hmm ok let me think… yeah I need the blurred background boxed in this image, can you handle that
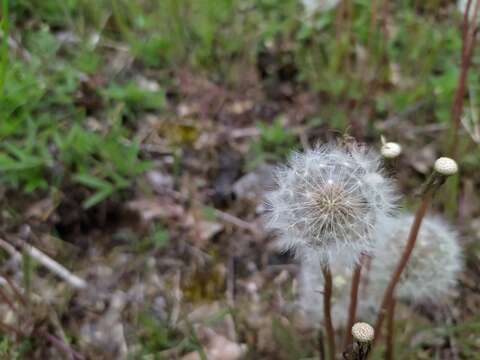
[1,0,480,358]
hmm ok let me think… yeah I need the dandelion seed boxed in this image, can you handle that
[266,144,397,266]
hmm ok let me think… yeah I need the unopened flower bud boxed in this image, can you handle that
[434,157,458,176]
[352,322,374,343]
[381,142,402,159]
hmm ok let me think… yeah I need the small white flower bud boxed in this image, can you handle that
[351,322,374,343]
[434,157,458,176]
[381,142,402,159]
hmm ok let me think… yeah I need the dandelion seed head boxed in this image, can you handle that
[371,214,463,302]
[266,144,397,266]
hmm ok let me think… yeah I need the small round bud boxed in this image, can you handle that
[381,142,402,159]
[434,157,458,176]
[351,322,374,343]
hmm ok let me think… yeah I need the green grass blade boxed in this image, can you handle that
[0,0,8,96]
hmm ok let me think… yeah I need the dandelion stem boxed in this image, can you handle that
[343,259,363,348]
[322,265,336,360]
[386,298,396,360]
[318,329,326,360]
[372,192,431,346]
[372,159,457,350]
[449,0,480,157]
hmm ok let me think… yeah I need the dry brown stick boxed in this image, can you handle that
[322,265,336,360]
[3,276,27,306]
[385,298,396,360]
[0,287,17,313]
[39,330,85,360]
[0,238,87,289]
[343,260,364,348]
[372,193,431,346]
[213,209,261,237]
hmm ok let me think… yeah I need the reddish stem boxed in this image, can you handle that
[450,0,480,157]
[385,298,396,360]
[41,330,85,360]
[318,329,326,360]
[343,260,363,348]
[372,193,431,346]
[322,265,336,360]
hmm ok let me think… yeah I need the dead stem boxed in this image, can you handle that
[322,265,336,360]
[0,321,24,337]
[0,287,17,313]
[40,330,85,360]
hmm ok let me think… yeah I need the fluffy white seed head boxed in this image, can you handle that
[370,214,463,302]
[434,157,458,176]
[381,142,402,159]
[266,144,397,266]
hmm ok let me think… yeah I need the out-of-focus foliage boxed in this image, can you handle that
[2,0,479,202]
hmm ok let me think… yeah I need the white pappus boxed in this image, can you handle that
[265,144,398,267]
[369,213,463,303]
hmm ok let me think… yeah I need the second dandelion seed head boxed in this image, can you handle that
[370,213,463,302]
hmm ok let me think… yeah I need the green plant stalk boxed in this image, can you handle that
[111,0,134,45]
[445,173,459,220]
